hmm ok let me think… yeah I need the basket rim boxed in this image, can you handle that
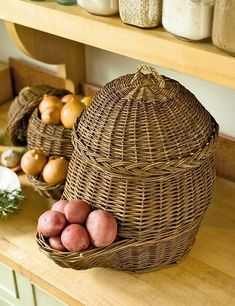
[28,174,65,190]
[28,108,72,142]
[71,119,218,180]
[36,217,202,259]
[7,85,70,145]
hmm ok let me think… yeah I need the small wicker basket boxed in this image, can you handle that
[28,174,65,200]
[27,108,73,160]
[7,86,70,146]
[37,65,218,272]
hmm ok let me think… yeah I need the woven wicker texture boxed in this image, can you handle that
[64,65,218,238]
[27,108,73,160]
[7,85,70,146]
[28,175,64,200]
[37,218,201,272]
[38,65,218,272]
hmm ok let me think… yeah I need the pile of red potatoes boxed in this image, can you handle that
[37,199,117,252]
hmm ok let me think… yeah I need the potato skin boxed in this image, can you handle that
[86,210,117,247]
[61,224,90,252]
[38,210,67,237]
[64,200,91,224]
[51,200,68,213]
[48,236,67,251]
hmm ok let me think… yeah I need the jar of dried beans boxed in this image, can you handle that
[212,0,235,56]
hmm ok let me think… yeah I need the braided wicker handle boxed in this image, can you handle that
[132,65,165,88]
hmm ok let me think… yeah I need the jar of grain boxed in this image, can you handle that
[162,0,214,41]
[119,0,162,28]
[212,0,235,56]
[77,0,119,16]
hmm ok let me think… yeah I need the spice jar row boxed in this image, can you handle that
[30,0,235,56]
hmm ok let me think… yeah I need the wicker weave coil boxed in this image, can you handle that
[28,175,64,200]
[37,217,201,272]
[27,108,73,160]
[7,86,70,146]
[37,65,218,272]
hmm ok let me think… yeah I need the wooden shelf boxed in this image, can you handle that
[0,0,235,89]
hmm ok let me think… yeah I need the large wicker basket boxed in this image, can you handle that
[7,86,70,146]
[37,65,218,272]
[27,108,73,160]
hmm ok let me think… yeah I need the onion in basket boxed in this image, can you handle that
[39,95,63,113]
[21,149,47,176]
[42,157,69,185]
[41,106,61,125]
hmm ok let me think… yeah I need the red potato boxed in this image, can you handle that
[64,200,91,224]
[51,200,68,213]
[61,224,90,252]
[37,210,67,237]
[86,210,117,248]
[48,236,67,251]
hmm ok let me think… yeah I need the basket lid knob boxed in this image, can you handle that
[131,65,165,89]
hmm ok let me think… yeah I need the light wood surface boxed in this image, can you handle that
[0,0,235,89]
[0,62,13,104]
[9,58,72,94]
[0,103,235,305]
[5,21,86,92]
[216,134,235,182]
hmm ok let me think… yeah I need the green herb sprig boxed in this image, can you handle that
[0,190,25,218]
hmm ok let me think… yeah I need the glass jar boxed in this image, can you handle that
[212,0,235,56]
[77,0,119,16]
[119,0,162,28]
[162,0,214,41]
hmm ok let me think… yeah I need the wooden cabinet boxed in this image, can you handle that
[0,262,67,306]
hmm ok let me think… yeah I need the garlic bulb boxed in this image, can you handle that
[1,149,22,168]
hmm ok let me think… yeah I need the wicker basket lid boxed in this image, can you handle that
[74,65,217,165]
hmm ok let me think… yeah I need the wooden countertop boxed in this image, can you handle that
[0,176,235,306]
[0,103,235,305]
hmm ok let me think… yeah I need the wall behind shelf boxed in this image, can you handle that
[0,20,56,74]
[0,19,235,137]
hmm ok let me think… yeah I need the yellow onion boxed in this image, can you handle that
[60,98,85,129]
[81,96,93,107]
[41,106,61,125]
[42,157,69,184]
[39,95,63,114]
[21,149,47,176]
[61,94,82,104]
